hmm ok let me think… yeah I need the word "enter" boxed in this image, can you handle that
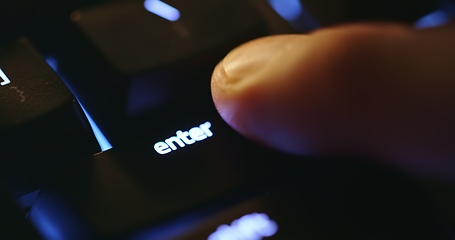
[154,122,213,154]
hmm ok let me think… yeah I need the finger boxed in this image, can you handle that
[211,23,455,181]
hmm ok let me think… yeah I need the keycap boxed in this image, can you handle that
[0,38,99,196]
[71,0,268,75]
[30,149,453,239]
[35,0,296,146]
[27,106,302,238]
[130,185,451,239]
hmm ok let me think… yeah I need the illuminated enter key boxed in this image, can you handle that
[27,114,299,239]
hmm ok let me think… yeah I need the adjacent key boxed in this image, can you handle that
[71,0,268,75]
[0,38,99,196]
[129,185,451,239]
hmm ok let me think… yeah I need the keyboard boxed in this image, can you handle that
[1,0,455,239]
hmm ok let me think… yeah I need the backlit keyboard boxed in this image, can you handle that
[1,0,455,239]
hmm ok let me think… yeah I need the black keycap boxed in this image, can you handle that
[37,0,295,147]
[0,38,99,196]
[71,0,267,75]
[129,185,451,240]
[27,106,303,239]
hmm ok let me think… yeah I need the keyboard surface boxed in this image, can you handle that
[1,0,455,239]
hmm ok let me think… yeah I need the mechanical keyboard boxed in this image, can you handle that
[1,0,455,239]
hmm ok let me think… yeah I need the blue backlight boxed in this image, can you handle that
[208,213,278,240]
[415,10,450,29]
[80,105,113,151]
[268,0,303,21]
[144,0,181,22]
[46,57,113,152]
[29,206,64,240]
[46,57,58,72]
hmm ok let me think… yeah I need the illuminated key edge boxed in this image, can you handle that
[415,9,451,29]
[45,57,113,152]
[267,0,303,22]
[144,0,181,22]
[80,104,113,151]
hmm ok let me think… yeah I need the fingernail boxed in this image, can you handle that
[220,35,305,84]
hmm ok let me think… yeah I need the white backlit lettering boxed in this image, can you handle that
[154,121,213,154]
[0,68,11,86]
[208,213,278,240]
[189,127,207,141]
[154,142,171,154]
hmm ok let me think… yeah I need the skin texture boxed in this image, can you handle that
[211,23,455,182]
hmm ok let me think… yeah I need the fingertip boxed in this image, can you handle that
[211,23,455,181]
[210,27,401,155]
[211,34,308,142]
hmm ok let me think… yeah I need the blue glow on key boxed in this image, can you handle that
[46,58,58,72]
[415,10,450,29]
[45,57,113,151]
[268,0,303,21]
[208,213,278,240]
[30,207,63,240]
[16,190,40,209]
[80,104,113,151]
[144,0,180,21]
